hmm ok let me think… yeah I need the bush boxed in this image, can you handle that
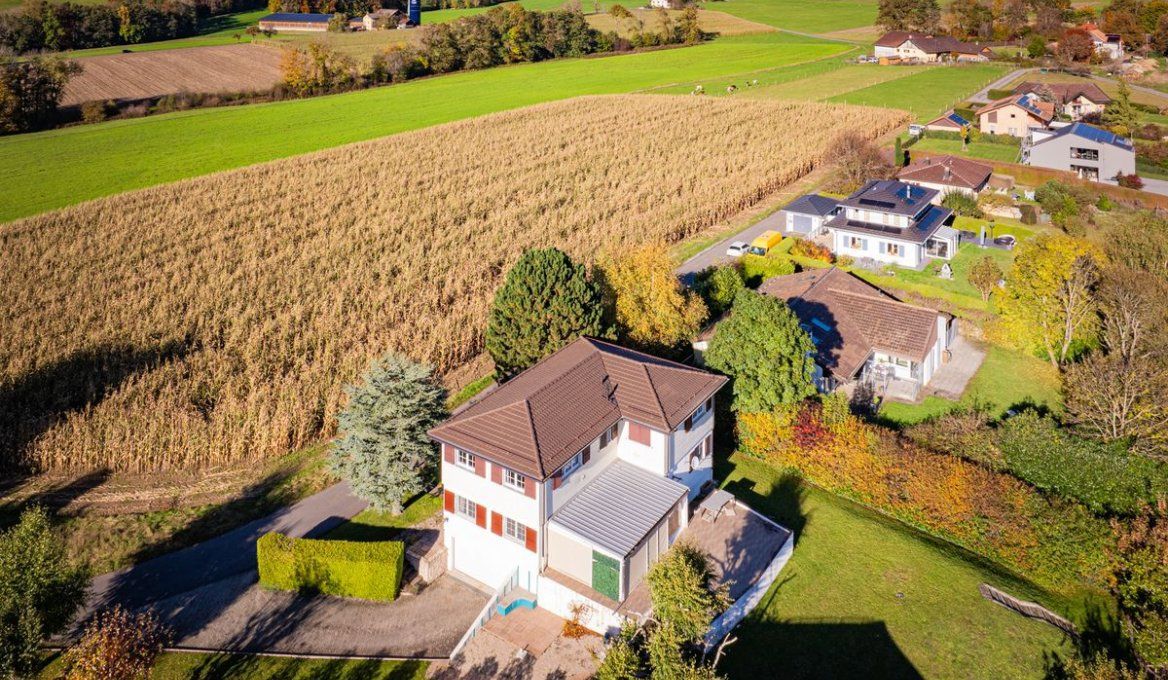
[1116,172,1144,190]
[61,606,171,680]
[987,88,1014,100]
[941,191,983,217]
[996,412,1168,516]
[256,532,405,601]
[1019,203,1039,224]
[740,252,795,286]
[740,404,1114,591]
[906,405,1003,469]
[789,237,832,262]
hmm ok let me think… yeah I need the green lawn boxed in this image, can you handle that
[48,9,270,58]
[826,64,1009,121]
[324,493,442,542]
[879,344,1064,426]
[0,32,848,222]
[711,0,879,33]
[745,63,932,101]
[857,239,1016,312]
[39,652,428,679]
[911,136,1022,163]
[719,454,1083,680]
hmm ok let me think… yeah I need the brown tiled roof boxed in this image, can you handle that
[428,338,726,479]
[1012,81,1111,106]
[978,94,1055,123]
[757,268,942,379]
[897,155,993,190]
[875,31,991,55]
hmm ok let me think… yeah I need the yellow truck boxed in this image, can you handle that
[748,230,783,256]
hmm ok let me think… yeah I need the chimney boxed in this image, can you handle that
[943,165,952,181]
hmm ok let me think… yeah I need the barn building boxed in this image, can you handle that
[257,12,332,32]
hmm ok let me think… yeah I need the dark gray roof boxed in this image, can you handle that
[1034,122,1133,151]
[782,193,839,217]
[549,460,687,558]
[837,180,936,217]
[825,204,953,244]
[259,12,332,22]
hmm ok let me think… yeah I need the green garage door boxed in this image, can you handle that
[592,551,620,601]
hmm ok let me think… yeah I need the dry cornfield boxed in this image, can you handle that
[0,94,907,473]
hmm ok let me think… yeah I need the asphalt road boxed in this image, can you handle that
[676,208,788,281]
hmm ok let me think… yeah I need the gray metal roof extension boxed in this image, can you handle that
[783,193,839,217]
[549,460,687,558]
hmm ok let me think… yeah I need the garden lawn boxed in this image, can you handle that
[711,0,879,33]
[719,454,1082,680]
[879,345,1064,426]
[325,493,442,542]
[911,136,1021,163]
[857,240,1016,312]
[826,64,1009,120]
[0,32,849,222]
[38,652,428,679]
[51,9,270,58]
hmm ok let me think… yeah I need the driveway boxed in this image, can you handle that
[1138,177,1168,197]
[676,209,787,282]
[70,482,488,659]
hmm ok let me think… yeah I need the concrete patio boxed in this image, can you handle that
[923,335,986,401]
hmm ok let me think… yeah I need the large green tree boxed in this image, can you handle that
[330,353,447,513]
[486,247,605,379]
[0,507,88,678]
[0,55,79,134]
[876,0,941,31]
[600,243,708,358]
[705,289,816,412]
[1102,78,1140,136]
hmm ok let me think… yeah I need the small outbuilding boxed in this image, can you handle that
[778,194,839,235]
[923,110,971,133]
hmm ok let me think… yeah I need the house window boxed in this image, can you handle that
[849,236,865,250]
[502,468,525,492]
[561,451,584,478]
[1070,147,1099,161]
[504,517,526,543]
[895,357,911,368]
[600,422,619,449]
[886,243,901,257]
[455,495,477,521]
[456,450,476,471]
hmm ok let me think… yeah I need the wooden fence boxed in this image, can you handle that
[979,583,1078,636]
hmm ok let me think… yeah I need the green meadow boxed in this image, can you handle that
[0,32,848,221]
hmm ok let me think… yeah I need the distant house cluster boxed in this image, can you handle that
[257,7,411,33]
[872,31,992,64]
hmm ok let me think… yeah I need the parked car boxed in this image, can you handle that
[994,235,1017,249]
[726,241,749,257]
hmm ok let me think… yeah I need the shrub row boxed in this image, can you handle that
[911,410,1168,516]
[256,532,404,601]
[740,400,1114,592]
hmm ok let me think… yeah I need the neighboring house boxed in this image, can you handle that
[1023,121,1136,184]
[360,7,401,29]
[896,154,993,201]
[1082,23,1125,60]
[1012,81,1111,120]
[429,337,726,632]
[923,110,971,133]
[977,94,1055,137]
[822,179,958,267]
[873,31,992,62]
[649,0,671,7]
[694,268,955,399]
[779,194,839,235]
[256,12,331,32]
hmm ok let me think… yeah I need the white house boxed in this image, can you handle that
[822,179,958,267]
[977,94,1055,137]
[873,31,992,62]
[1082,23,1125,60]
[429,337,726,633]
[778,193,839,235]
[896,154,993,202]
[1012,82,1111,121]
[1023,122,1136,184]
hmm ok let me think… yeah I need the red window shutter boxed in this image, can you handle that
[444,490,455,513]
[552,471,562,490]
[491,511,503,536]
[525,526,537,553]
[491,463,502,485]
[629,422,651,446]
[443,444,455,464]
[474,456,485,477]
[582,447,591,465]
[475,503,487,529]
[524,476,536,498]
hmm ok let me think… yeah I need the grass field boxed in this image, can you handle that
[911,135,1022,163]
[827,64,1009,120]
[719,455,1082,680]
[745,64,931,100]
[712,0,879,34]
[879,345,1064,426]
[38,652,428,679]
[49,9,270,58]
[0,32,849,222]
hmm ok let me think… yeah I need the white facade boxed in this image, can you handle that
[440,398,717,633]
[831,230,927,268]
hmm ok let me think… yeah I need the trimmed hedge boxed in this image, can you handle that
[256,532,405,601]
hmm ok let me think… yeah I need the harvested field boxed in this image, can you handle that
[0,94,906,473]
[62,43,282,106]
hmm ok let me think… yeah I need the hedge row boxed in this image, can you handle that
[256,532,405,601]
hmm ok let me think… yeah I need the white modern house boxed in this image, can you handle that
[821,180,958,267]
[429,337,727,633]
[1023,122,1136,184]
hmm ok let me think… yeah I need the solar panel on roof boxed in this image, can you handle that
[858,198,896,209]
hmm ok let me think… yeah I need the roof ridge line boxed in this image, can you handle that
[832,287,939,314]
[523,398,544,476]
[640,362,669,425]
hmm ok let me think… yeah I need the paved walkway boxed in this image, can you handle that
[924,336,986,401]
[70,482,488,658]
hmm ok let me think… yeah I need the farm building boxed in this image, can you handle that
[357,8,403,29]
[873,31,992,63]
[257,12,332,32]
